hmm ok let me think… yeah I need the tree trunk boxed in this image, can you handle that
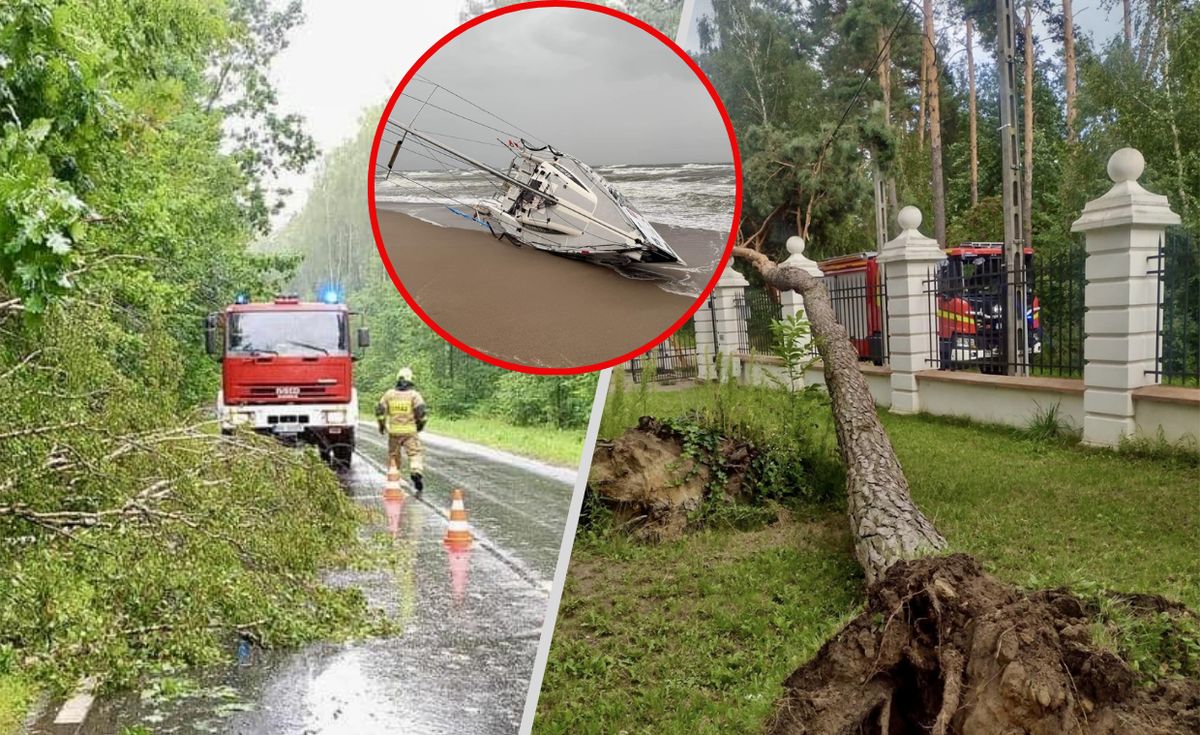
[918,23,928,149]
[925,0,946,246]
[1063,0,1077,143]
[878,28,892,125]
[966,18,979,207]
[877,27,897,238]
[1022,1,1034,250]
[1162,0,1189,214]
[1124,0,1133,47]
[732,248,947,583]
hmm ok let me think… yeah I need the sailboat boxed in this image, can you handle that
[377,85,684,266]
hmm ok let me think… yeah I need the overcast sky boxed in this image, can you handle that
[270,0,1126,225]
[378,5,733,174]
[270,1,460,221]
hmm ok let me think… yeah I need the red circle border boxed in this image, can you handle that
[366,0,743,375]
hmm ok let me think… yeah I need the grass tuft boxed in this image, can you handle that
[430,416,586,467]
[0,674,33,735]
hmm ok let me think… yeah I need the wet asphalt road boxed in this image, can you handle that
[49,430,575,735]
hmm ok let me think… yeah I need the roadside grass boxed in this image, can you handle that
[535,383,1200,734]
[0,675,33,735]
[430,416,585,468]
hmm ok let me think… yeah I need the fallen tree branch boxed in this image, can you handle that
[0,421,88,442]
[0,349,42,381]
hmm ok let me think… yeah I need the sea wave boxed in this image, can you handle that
[374,162,735,233]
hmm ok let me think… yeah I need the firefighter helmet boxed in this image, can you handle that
[396,367,414,383]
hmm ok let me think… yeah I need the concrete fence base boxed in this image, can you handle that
[736,354,1198,446]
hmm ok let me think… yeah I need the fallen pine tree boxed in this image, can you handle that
[716,245,1200,734]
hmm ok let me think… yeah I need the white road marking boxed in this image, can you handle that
[53,677,97,725]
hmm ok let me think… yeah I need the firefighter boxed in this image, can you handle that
[375,367,428,497]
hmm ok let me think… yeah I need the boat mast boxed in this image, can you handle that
[388,124,561,205]
[388,123,642,245]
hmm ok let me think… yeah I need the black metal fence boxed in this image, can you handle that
[628,315,703,384]
[824,272,889,365]
[924,245,1085,377]
[1030,242,1086,377]
[735,288,782,355]
[1150,227,1200,385]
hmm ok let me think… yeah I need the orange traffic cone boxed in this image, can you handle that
[442,488,473,548]
[446,544,471,606]
[383,493,405,538]
[382,459,404,501]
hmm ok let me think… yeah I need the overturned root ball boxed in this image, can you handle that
[768,554,1199,735]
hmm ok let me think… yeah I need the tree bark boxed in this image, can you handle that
[878,27,897,239]
[966,18,979,207]
[1124,0,1133,47]
[925,0,947,246]
[1022,1,1035,250]
[918,20,928,149]
[732,248,948,583]
[877,29,892,125]
[1062,0,1077,143]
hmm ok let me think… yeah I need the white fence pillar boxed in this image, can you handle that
[700,262,748,381]
[877,206,946,414]
[693,294,718,381]
[778,235,822,386]
[1073,148,1180,447]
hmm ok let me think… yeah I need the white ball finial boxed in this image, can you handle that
[897,205,922,232]
[785,235,806,256]
[1107,147,1145,183]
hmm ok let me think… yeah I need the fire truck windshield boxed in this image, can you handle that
[227,312,347,356]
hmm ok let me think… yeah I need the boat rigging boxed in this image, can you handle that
[376,78,683,266]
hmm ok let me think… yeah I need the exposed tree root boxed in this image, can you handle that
[587,417,757,540]
[767,555,1200,735]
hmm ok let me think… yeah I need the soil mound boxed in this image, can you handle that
[588,417,755,540]
[768,554,1199,735]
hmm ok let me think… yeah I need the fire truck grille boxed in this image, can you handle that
[246,385,328,397]
[267,415,309,425]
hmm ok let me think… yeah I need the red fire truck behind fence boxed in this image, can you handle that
[818,244,1041,370]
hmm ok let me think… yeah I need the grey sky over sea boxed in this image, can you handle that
[378,6,733,170]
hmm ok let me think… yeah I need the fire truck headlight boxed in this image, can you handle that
[324,409,347,424]
[231,412,252,426]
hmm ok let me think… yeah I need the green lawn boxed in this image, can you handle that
[535,384,1200,734]
[0,675,32,735]
[431,416,585,468]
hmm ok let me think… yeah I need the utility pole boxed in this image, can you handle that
[995,0,1028,376]
[873,159,888,250]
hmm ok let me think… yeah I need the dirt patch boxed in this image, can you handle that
[768,554,1200,735]
[588,417,757,540]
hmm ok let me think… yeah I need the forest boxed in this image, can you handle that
[699,0,1198,261]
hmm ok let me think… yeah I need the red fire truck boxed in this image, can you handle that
[204,292,370,469]
[819,244,1041,371]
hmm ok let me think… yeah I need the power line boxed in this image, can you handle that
[817,0,918,163]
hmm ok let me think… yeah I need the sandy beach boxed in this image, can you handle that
[376,205,723,368]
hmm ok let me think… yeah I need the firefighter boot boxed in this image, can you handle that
[411,473,423,498]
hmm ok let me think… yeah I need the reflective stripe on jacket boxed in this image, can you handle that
[379,388,425,435]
